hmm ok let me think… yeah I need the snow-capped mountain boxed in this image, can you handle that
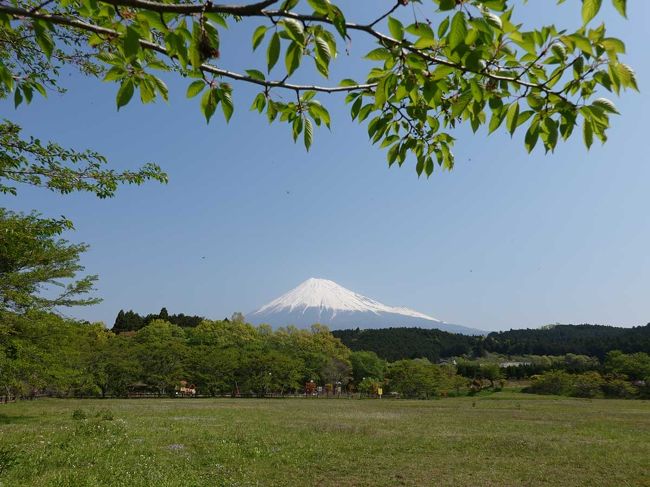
[247,278,485,335]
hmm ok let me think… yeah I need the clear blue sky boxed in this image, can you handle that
[4,1,649,331]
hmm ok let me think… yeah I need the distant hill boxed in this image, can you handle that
[483,323,650,359]
[332,327,476,362]
[333,323,650,361]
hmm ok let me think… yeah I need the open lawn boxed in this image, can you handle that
[0,392,649,487]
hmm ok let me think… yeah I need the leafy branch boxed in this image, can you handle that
[0,0,638,175]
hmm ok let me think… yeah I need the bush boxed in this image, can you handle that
[571,372,605,398]
[601,377,637,399]
[526,371,574,396]
[635,379,650,399]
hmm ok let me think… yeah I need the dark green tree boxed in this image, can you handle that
[159,307,169,321]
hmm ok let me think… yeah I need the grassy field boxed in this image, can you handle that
[1,392,649,487]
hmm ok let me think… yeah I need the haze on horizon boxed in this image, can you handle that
[4,2,649,332]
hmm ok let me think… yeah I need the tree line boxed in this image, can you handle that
[113,308,204,332]
[2,309,649,402]
[3,311,466,400]
[333,323,650,362]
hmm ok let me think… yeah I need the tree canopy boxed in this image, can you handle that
[0,0,636,176]
[0,209,100,312]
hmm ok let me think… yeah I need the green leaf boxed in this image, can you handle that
[506,101,520,136]
[616,63,638,91]
[438,0,456,11]
[186,80,206,99]
[280,0,299,11]
[309,102,331,128]
[123,26,140,59]
[339,78,359,87]
[201,88,218,123]
[583,119,594,149]
[582,0,602,25]
[139,79,155,103]
[406,23,434,39]
[220,89,234,122]
[116,80,134,110]
[365,48,392,61]
[314,36,331,77]
[245,69,266,81]
[252,26,267,51]
[103,66,125,82]
[307,0,329,15]
[448,12,468,52]
[327,5,347,38]
[267,32,281,73]
[14,87,23,108]
[611,0,627,18]
[601,37,625,55]
[190,23,203,69]
[551,43,566,61]
[33,22,54,59]
[285,42,302,76]
[387,17,403,41]
[303,117,313,150]
[525,122,540,153]
[592,97,619,114]
[282,18,305,45]
[484,12,502,31]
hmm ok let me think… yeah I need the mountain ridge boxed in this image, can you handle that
[247,278,485,335]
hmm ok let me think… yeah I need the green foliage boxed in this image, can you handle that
[388,358,445,398]
[571,371,605,398]
[113,307,203,332]
[0,209,99,312]
[2,310,648,401]
[604,350,650,381]
[485,324,650,359]
[526,370,575,395]
[0,0,636,176]
[333,327,475,362]
[525,363,646,399]
[336,324,650,363]
[0,121,167,198]
[1,312,355,398]
[350,351,386,383]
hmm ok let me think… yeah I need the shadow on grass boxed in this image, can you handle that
[0,414,34,425]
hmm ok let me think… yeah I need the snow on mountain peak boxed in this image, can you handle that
[252,278,439,321]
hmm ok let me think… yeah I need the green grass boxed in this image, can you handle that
[1,393,649,486]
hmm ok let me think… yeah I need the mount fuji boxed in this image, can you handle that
[247,278,485,335]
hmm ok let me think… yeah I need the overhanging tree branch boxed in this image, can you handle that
[97,0,279,16]
[72,0,572,101]
[0,4,375,94]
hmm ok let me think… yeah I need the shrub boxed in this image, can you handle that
[571,372,604,398]
[601,377,637,399]
[526,371,574,396]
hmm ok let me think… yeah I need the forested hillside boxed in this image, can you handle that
[332,327,476,362]
[484,324,650,359]
[333,324,650,361]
